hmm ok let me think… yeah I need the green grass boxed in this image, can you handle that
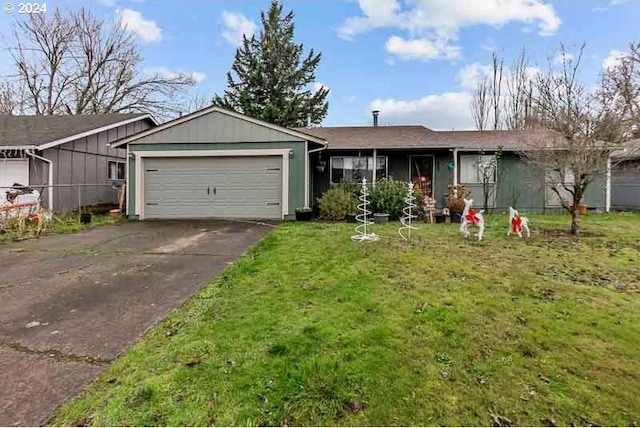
[52,213,640,426]
[0,213,124,244]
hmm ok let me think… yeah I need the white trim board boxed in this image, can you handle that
[111,106,328,148]
[133,149,291,220]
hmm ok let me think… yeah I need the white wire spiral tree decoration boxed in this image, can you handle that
[351,177,379,242]
[398,181,418,240]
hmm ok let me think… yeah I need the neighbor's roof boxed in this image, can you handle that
[0,113,155,150]
[612,138,640,160]
[295,126,555,151]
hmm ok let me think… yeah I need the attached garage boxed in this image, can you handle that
[111,107,327,220]
[0,158,29,188]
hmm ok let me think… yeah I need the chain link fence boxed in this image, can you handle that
[1,183,125,219]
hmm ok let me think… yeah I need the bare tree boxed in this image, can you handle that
[0,82,21,114]
[3,8,196,119]
[471,77,491,130]
[519,44,628,235]
[601,41,640,128]
[491,52,504,130]
[504,49,533,130]
[474,148,502,212]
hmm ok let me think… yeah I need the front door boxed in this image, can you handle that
[409,155,434,197]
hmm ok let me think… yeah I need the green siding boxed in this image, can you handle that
[127,141,306,218]
[459,152,606,213]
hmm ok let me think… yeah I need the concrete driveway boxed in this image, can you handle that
[0,220,273,426]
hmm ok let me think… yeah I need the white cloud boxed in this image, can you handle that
[385,36,460,61]
[602,49,627,70]
[144,67,206,83]
[341,0,561,38]
[221,11,256,46]
[369,92,474,130]
[458,62,492,90]
[341,0,561,60]
[116,8,162,43]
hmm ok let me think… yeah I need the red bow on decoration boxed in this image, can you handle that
[511,217,522,233]
[465,209,480,226]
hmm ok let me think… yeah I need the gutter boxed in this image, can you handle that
[26,150,54,211]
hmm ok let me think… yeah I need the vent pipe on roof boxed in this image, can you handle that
[372,110,379,127]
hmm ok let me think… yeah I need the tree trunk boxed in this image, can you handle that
[570,209,580,235]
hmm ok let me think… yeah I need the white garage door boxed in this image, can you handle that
[143,156,283,219]
[0,159,29,189]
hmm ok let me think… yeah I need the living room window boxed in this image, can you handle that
[459,154,497,184]
[330,156,387,184]
[108,160,126,180]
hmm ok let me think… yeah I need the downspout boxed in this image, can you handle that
[26,149,54,211]
[304,141,309,208]
[605,156,612,213]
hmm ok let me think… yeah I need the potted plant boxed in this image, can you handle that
[444,184,470,223]
[295,207,313,221]
[373,212,389,223]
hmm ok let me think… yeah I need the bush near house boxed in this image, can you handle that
[370,177,423,219]
[318,185,357,220]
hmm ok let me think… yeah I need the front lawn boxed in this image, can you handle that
[53,213,640,426]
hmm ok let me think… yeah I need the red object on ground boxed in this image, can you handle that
[511,217,522,233]
[465,209,480,226]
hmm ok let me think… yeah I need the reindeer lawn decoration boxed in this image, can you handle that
[460,198,485,241]
[507,207,530,238]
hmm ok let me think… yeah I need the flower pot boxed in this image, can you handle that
[80,213,92,224]
[295,208,313,221]
[346,213,357,223]
[450,211,463,224]
[578,203,587,215]
[373,213,389,224]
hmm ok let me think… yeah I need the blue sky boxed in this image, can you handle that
[0,0,639,129]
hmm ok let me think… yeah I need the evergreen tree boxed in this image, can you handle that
[213,0,329,127]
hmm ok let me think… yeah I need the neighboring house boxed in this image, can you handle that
[111,106,327,220]
[299,117,608,213]
[612,138,640,211]
[0,114,156,212]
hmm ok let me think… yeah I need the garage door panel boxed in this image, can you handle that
[143,156,283,219]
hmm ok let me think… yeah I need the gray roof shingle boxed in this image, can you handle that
[0,113,149,148]
[295,126,555,151]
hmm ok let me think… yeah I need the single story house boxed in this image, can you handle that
[612,138,640,211]
[0,114,155,212]
[299,120,608,214]
[111,107,609,220]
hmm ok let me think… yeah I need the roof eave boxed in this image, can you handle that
[34,114,155,151]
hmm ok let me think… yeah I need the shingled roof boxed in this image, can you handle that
[0,113,153,149]
[613,138,640,160]
[295,126,554,151]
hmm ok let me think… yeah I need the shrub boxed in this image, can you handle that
[445,184,470,212]
[319,187,357,220]
[370,177,423,220]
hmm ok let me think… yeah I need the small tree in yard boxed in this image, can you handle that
[519,44,630,235]
[475,148,502,212]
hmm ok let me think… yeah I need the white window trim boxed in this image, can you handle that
[460,154,497,185]
[108,160,126,180]
[133,149,291,220]
[329,155,388,185]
